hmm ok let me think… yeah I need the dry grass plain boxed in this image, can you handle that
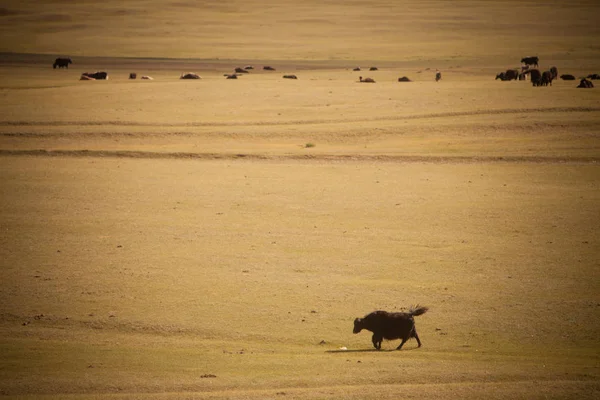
[1,1,600,399]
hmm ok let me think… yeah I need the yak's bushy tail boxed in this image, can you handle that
[409,305,429,317]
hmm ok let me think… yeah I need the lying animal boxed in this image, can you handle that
[81,71,108,80]
[283,75,298,79]
[180,73,201,79]
[560,74,576,81]
[353,306,428,350]
[358,76,375,83]
[577,78,594,88]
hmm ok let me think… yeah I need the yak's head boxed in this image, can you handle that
[353,318,363,334]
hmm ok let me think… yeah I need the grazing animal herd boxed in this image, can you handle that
[56,55,597,88]
[495,55,595,88]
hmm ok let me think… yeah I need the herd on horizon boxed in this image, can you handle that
[52,56,597,88]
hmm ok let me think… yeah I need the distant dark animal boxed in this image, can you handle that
[540,70,553,86]
[369,67,378,71]
[524,69,542,86]
[234,67,249,74]
[225,74,238,79]
[353,67,361,71]
[81,71,108,80]
[550,66,558,80]
[283,75,298,79]
[353,306,429,350]
[140,75,153,80]
[496,69,519,81]
[435,70,442,82]
[263,66,276,71]
[398,76,411,82]
[244,65,254,70]
[180,72,201,79]
[560,74,576,81]
[358,76,375,83]
[521,56,539,67]
[587,74,600,80]
[53,57,72,69]
[577,78,594,88]
[129,73,137,79]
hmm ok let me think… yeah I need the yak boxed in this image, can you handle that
[353,306,429,350]
[180,72,201,79]
[523,69,542,86]
[560,74,576,81]
[577,78,594,88]
[53,57,72,69]
[540,70,553,86]
[521,56,539,67]
[587,73,600,80]
[495,69,519,81]
[398,76,411,82]
[81,71,108,80]
[283,75,298,79]
[358,76,375,83]
[550,66,558,80]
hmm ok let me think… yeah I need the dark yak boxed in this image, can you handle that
[577,78,594,88]
[524,69,542,86]
[521,56,539,67]
[587,74,600,80]
[550,66,558,80]
[283,74,298,79]
[495,69,519,81]
[560,74,576,81]
[53,57,72,69]
[353,306,428,350]
[81,71,108,80]
[234,67,249,74]
[540,70,553,86]
[398,76,411,82]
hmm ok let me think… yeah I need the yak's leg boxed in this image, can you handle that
[412,327,422,347]
[396,336,409,350]
[372,333,382,350]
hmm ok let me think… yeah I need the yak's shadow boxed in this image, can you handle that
[326,347,418,353]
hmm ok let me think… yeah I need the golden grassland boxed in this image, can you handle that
[1,0,600,398]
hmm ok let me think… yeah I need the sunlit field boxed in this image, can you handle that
[1,1,599,399]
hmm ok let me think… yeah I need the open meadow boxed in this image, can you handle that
[1,1,599,399]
